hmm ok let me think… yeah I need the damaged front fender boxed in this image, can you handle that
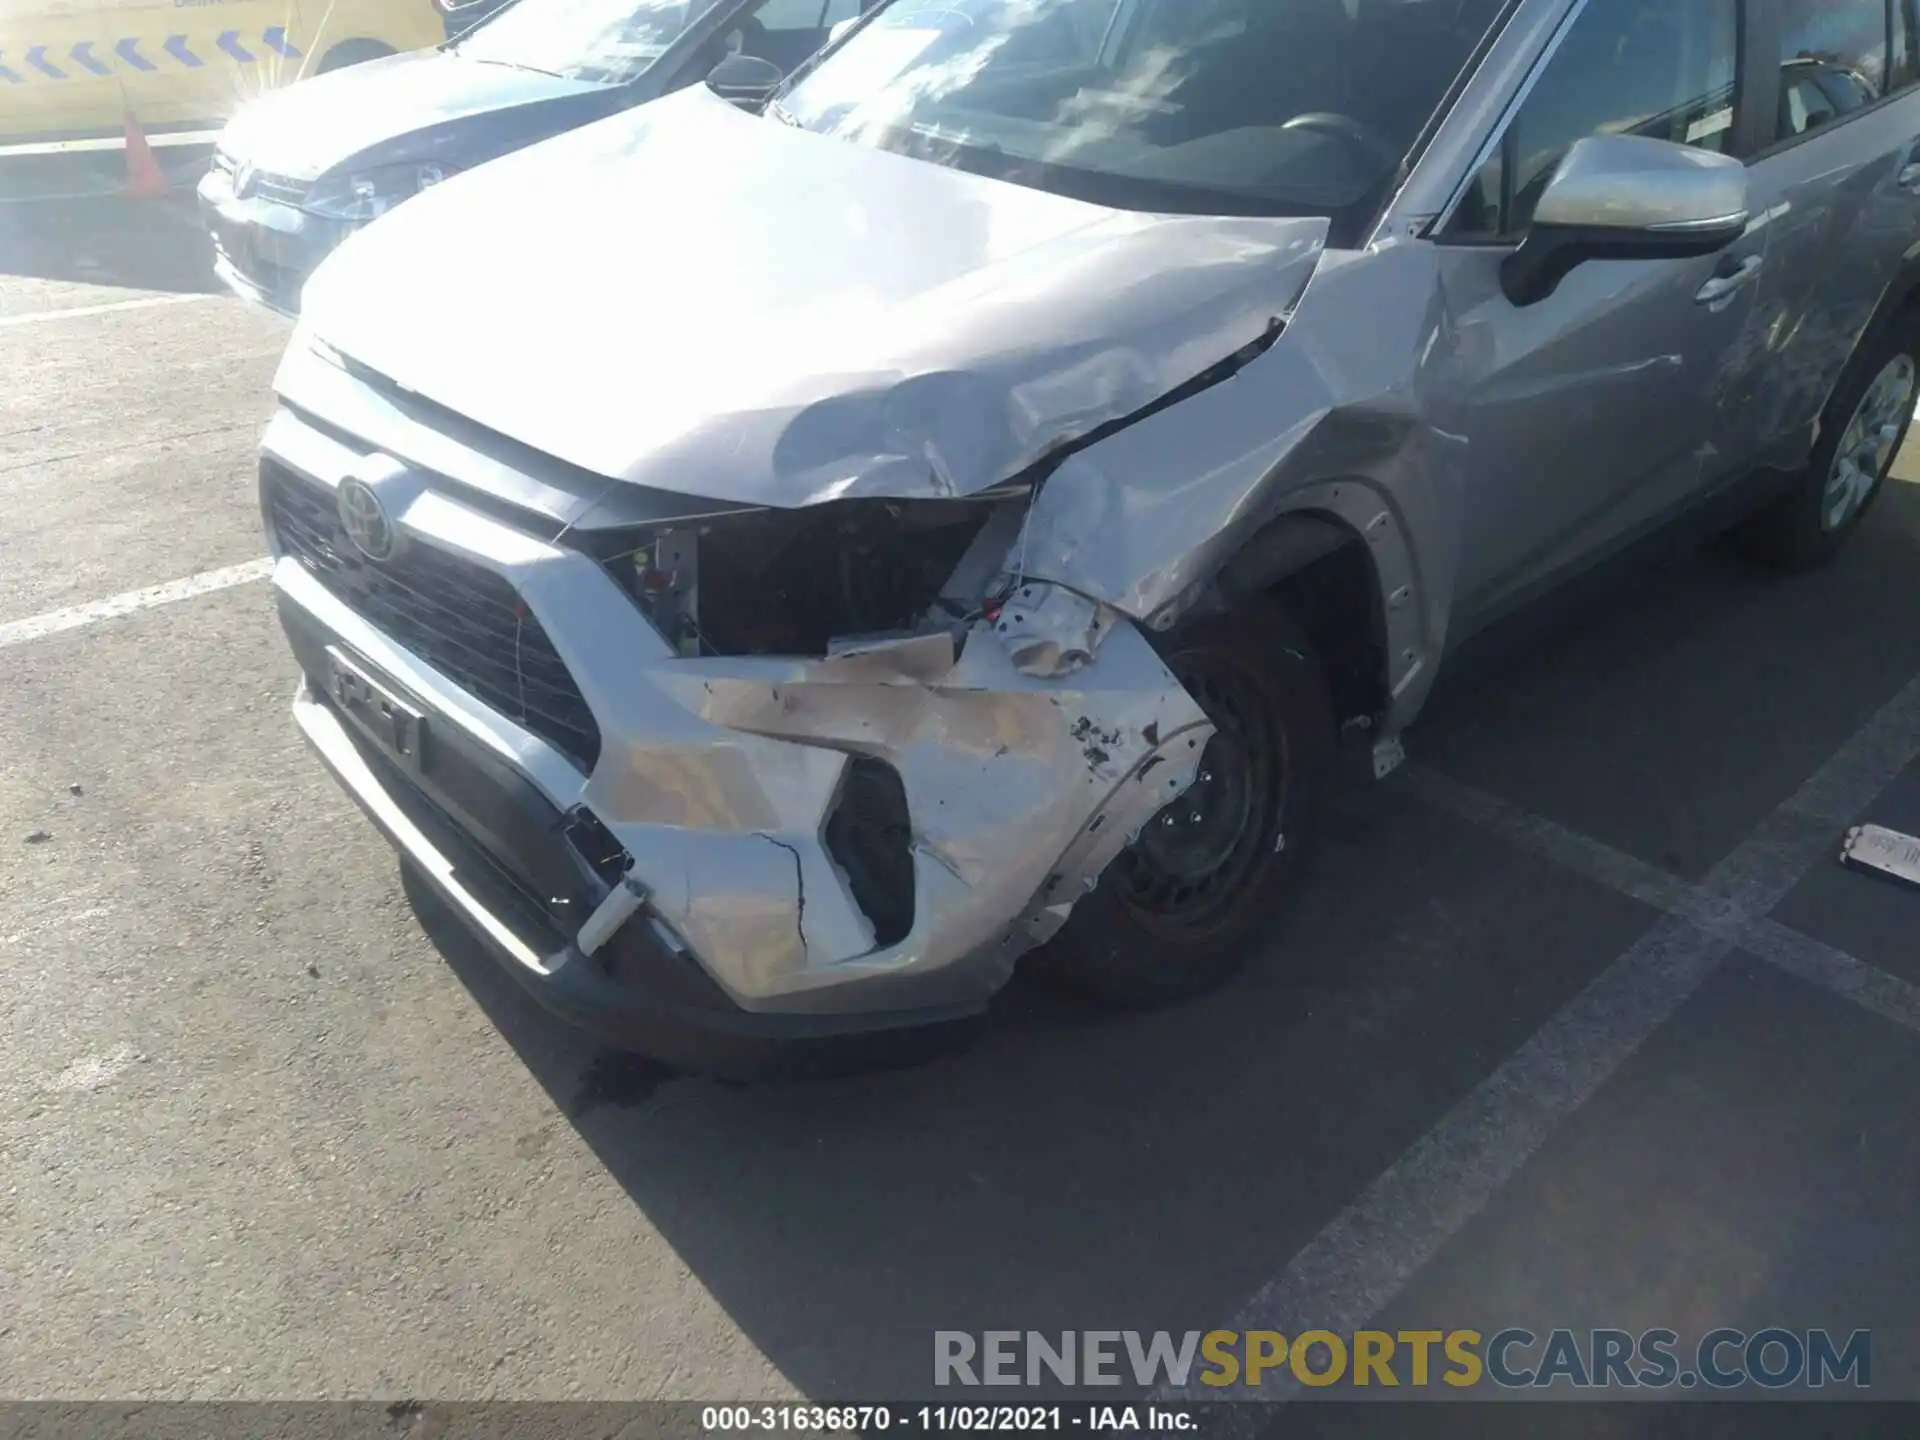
[1006,242,1473,733]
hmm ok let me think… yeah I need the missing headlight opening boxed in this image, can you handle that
[607,494,1025,658]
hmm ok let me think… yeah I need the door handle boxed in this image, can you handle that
[1695,255,1764,307]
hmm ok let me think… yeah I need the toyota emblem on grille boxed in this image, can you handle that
[337,477,395,561]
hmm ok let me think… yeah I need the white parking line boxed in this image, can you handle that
[0,130,221,159]
[1169,669,1920,1411]
[1412,767,1920,1038]
[0,294,218,328]
[1743,915,1920,1033]
[0,559,271,650]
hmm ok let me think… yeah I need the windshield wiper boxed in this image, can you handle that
[461,54,568,79]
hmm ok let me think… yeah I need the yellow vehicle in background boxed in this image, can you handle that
[0,0,451,142]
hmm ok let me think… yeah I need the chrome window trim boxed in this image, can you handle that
[1369,0,1584,244]
[1649,211,1752,234]
[1427,0,1592,238]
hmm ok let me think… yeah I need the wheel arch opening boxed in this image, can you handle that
[1217,512,1390,728]
[316,37,395,73]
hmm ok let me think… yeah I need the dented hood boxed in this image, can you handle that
[297,85,1330,507]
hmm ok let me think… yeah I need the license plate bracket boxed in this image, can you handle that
[325,645,429,776]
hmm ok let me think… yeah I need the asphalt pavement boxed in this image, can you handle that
[5,183,1920,1416]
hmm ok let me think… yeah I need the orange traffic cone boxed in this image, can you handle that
[122,111,168,200]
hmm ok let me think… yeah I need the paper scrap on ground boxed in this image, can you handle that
[1841,824,1920,890]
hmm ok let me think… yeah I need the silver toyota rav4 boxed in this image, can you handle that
[263,0,1920,1072]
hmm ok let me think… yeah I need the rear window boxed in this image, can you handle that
[780,0,1508,234]
[1775,0,1895,140]
[454,0,715,84]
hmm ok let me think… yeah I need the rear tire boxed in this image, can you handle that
[1731,312,1920,571]
[316,39,395,73]
[1030,600,1336,1008]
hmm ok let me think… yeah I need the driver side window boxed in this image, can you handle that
[729,0,850,71]
[754,0,832,26]
[1446,0,1740,241]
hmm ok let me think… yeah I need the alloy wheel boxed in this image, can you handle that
[1823,353,1916,533]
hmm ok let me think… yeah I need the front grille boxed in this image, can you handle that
[216,154,310,206]
[265,460,602,770]
[248,171,311,206]
[561,806,633,890]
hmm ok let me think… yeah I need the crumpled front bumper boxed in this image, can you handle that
[265,411,1214,1032]
[286,667,992,1070]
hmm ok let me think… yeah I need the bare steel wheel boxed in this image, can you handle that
[1030,600,1334,1007]
[1113,658,1280,939]
[1734,313,1919,571]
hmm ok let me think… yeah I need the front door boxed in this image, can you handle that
[1430,0,1768,628]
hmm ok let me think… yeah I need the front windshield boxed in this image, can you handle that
[455,0,718,84]
[782,0,1505,221]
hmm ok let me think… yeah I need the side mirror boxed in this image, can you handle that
[1501,134,1750,307]
[706,53,785,109]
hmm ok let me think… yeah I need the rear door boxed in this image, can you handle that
[1429,0,1769,625]
[1735,0,1920,462]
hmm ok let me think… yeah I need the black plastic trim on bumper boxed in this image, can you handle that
[277,598,984,1073]
[212,250,301,320]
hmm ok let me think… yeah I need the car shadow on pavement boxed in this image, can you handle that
[409,485,1920,1402]
[406,745,1662,1399]
[0,188,220,297]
